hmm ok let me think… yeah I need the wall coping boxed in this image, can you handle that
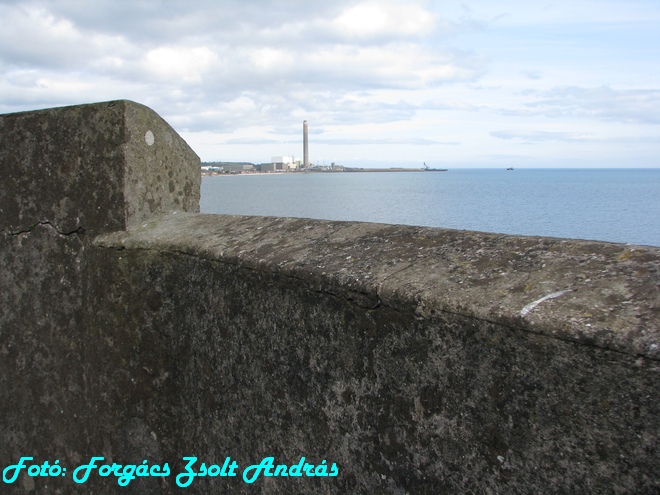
[95,212,660,361]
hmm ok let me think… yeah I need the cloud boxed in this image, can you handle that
[225,137,284,145]
[521,70,542,80]
[0,0,486,128]
[490,130,600,143]
[314,137,460,145]
[144,46,217,83]
[511,86,660,124]
[0,3,132,70]
[490,130,660,144]
[332,1,437,40]
[1,0,658,167]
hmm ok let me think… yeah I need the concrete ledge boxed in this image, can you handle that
[89,215,659,493]
[0,100,200,235]
[96,212,660,360]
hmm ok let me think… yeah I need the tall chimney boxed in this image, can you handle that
[303,120,309,168]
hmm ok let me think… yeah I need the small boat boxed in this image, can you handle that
[507,167,514,171]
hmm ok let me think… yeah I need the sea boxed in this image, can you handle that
[200,168,660,247]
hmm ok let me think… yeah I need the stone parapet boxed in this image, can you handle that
[97,212,659,360]
[1,101,657,494]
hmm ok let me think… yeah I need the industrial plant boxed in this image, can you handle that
[202,120,312,175]
[200,120,445,175]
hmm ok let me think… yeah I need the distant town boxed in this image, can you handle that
[202,121,447,175]
[201,158,447,176]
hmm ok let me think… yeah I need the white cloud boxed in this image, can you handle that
[144,46,217,83]
[0,4,84,68]
[333,1,436,40]
[248,48,295,72]
[521,70,542,80]
[0,0,658,167]
[524,86,660,124]
[300,43,481,90]
[490,130,604,143]
[491,129,660,144]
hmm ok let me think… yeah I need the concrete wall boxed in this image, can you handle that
[1,101,658,494]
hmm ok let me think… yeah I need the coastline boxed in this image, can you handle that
[201,167,448,177]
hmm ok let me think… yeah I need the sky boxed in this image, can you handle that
[1,0,659,168]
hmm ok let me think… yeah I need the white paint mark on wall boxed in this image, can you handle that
[520,290,571,316]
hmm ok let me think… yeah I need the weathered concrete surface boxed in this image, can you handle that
[0,99,199,235]
[89,216,659,494]
[1,101,659,494]
[0,101,199,494]
[98,212,660,360]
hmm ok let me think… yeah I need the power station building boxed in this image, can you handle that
[260,120,309,172]
[260,155,300,172]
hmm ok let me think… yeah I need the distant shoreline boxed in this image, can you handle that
[201,167,448,177]
[343,167,448,173]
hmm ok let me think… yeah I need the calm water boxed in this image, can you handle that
[201,169,660,247]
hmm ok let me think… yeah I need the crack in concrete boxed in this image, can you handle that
[3,221,86,237]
